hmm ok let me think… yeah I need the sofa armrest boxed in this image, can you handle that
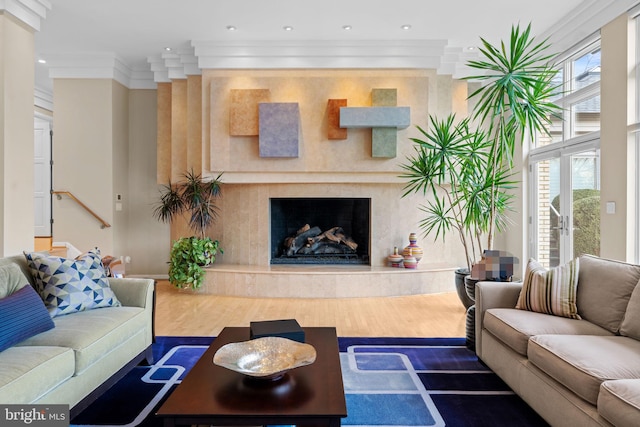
[474,281,522,360]
[108,278,155,309]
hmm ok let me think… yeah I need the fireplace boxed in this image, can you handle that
[270,198,371,265]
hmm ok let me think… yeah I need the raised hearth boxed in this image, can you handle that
[202,263,456,298]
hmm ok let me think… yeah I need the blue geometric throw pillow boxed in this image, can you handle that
[0,285,55,352]
[24,248,121,317]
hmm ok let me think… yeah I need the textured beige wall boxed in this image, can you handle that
[600,14,636,261]
[187,75,202,173]
[171,79,187,182]
[127,89,170,274]
[195,69,467,268]
[53,79,115,254]
[111,81,130,258]
[0,14,35,256]
[156,82,171,184]
[212,183,466,268]
[204,69,435,177]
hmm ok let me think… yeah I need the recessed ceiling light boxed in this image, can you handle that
[226,25,237,31]
[401,24,412,30]
[283,25,294,31]
[342,25,352,31]
[164,47,172,51]
[37,59,46,64]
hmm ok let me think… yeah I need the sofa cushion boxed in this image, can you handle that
[0,285,55,352]
[17,306,147,374]
[24,249,121,317]
[484,308,612,356]
[516,258,580,319]
[620,283,640,340]
[598,379,640,427]
[577,255,640,333]
[0,345,74,404]
[528,335,640,405]
[0,263,29,298]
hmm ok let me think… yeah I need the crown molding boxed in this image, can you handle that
[191,39,447,71]
[148,47,200,83]
[44,53,156,89]
[0,0,50,31]
[540,0,640,55]
[34,86,53,111]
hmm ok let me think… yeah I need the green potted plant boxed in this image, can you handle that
[400,114,515,307]
[401,23,561,307]
[153,170,223,289]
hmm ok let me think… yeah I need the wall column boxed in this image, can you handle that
[600,14,636,261]
[0,13,35,256]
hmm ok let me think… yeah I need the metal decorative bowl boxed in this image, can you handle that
[213,336,317,380]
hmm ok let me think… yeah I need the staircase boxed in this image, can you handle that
[34,237,78,258]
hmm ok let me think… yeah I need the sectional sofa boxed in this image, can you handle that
[0,253,155,417]
[475,254,640,427]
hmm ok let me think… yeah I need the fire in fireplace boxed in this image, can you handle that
[270,198,371,265]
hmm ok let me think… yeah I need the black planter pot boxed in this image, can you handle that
[454,268,475,309]
[465,276,480,301]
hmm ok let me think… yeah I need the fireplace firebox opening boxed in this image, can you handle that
[270,198,371,265]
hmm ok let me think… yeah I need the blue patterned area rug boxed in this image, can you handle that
[71,336,549,427]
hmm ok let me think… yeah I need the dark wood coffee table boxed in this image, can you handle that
[156,326,347,426]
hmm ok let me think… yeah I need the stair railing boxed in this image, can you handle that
[52,190,111,229]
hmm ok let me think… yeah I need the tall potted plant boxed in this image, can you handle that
[465,23,561,250]
[154,170,224,289]
[401,115,515,307]
[401,24,561,306]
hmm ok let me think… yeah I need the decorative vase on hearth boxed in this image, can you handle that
[387,247,404,267]
[403,248,418,269]
[402,233,423,264]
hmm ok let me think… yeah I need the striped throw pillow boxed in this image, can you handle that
[0,285,55,352]
[516,258,581,319]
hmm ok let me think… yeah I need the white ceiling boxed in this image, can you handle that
[32,0,637,94]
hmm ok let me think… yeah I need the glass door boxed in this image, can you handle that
[532,148,600,268]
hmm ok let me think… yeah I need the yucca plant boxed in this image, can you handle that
[154,170,223,289]
[465,23,562,249]
[401,115,515,271]
[401,23,561,269]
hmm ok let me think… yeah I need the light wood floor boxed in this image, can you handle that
[154,281,467,337]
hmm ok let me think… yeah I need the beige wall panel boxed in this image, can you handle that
[0,14,35,256]
[53,79,114,254]
[127,89,171,275]
[156,82,172,184]
[111,81,129,258]
[171,79,188,182]
[229,89,271,136]
[205,69,432,175]
[187,75,202,173]
[212,183,465,268]
[197,69,475,268]
[600,15,633,261]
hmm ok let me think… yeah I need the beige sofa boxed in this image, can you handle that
[475,254,640,427]
[0,254,155,417]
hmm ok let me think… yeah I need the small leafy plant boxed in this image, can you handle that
[168,236,221,289]
[154,170,224,289]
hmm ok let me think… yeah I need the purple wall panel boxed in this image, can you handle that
[259,103,300,158]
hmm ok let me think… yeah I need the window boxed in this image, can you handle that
[530,37,602,266]
[535,39,601,149]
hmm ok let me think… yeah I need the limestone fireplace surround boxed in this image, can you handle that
[166,69,468,297]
